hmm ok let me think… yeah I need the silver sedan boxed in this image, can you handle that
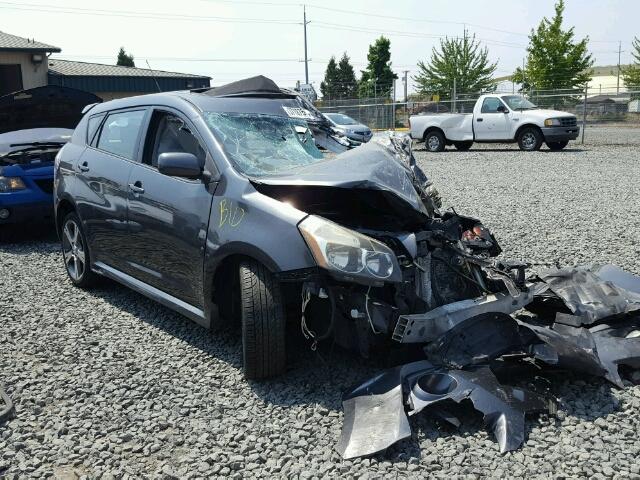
[324,113,372,144]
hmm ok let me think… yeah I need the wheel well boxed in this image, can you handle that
[423,126,446,142]
[515,124,542,141]
[56,199,75,234]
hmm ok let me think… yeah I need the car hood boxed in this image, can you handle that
[516,109,575,120]
[250,138,434,231]
[336,123,370,133]
[0,162,53,177]
[0,128,73,156]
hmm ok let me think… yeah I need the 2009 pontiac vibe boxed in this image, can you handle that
[55,76,525,379]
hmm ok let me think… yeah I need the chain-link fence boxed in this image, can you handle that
[315,86,640,145]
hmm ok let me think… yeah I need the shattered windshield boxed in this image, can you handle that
[204,112,324,177]
[502,95,538,110]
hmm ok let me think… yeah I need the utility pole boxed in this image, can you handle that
[303,4,309,85]
[392,78,396,130]
[616,40,622,95]
[452,77,457,113]
[402,70,409,103]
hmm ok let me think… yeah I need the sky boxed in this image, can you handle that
[1,0,638,94]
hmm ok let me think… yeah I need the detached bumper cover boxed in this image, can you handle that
[541,125,580,142]
[338,264,640,458]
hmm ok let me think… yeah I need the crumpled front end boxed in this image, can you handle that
[263,132,640,459]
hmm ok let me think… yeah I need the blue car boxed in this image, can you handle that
[0,86,101,225]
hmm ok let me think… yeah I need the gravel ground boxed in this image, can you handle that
[2,143,640,479]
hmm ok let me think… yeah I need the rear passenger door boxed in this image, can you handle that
[124,108,215,308]
[75,108,147,271]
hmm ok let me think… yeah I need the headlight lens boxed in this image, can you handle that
[298,215,400,282]
[0,176,26,192]
[544,118,562,127]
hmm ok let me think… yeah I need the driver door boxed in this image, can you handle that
[124,108,217,308]
[474,97,510,140]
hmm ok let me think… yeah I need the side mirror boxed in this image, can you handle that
[497,105,508,113]
[157,152,202,179]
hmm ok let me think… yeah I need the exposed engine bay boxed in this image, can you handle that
[258,133,640,458]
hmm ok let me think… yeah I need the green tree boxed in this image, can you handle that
[336,53,358,98]
[117,47,135,67]
[622,37,640,91]
[413,33,497,98]
[358,36,397,98]
[320,56,339,99]
[512,0,593,91]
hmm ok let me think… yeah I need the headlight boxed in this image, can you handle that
[544,118,562,127]
[298,215,401,283]
[0,176,26,192]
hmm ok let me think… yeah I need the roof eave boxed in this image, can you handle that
[0,47,61,53]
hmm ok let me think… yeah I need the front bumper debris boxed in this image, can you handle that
[541,125,580,142]
[338,264,640,458]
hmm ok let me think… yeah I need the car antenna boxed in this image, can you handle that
[145,60,162,93]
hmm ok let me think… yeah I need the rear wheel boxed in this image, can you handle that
[239,260,286,380]
[453,141,473,151]
[517,127,543,151]
[61,212,97,288]
[424,130,446,152]
[546,140,568,151]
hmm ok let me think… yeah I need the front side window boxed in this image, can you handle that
[146,112,206,167]
[96,110,145,160]
[203,112,324,177]
[481,97,507,113]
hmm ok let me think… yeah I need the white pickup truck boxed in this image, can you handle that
[409,94,580,152]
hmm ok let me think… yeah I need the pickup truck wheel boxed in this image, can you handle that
[61,212,97,288]
[424,131,446,152]
[239,260,286,380]
[453,141,473,151]
[546,140,568,151]
[517,127,543,151]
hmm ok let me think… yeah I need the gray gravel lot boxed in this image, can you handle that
[1,143,640,479]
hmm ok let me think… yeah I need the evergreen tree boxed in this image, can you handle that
[622,37,640,91]
[320,56,339,99]
[336,53,358,98]
[413,33,497,98]
[358,36,397,98]
[117,47,135,67]
[512,0,593,91]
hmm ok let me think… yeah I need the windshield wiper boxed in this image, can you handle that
[9,141,66,148]
[2,143,65,159]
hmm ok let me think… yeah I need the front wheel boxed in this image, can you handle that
[239,260,286,380]
[424,130,446,152]
[517,127,543,151]
[61,212,97,288]
[546,140,568,151]
[453,141,473,151]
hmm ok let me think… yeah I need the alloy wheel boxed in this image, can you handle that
[62,219,86,281]
[427,135,441,151]
[521,132,537,150]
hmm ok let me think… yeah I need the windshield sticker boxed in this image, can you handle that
[282,106,316,120]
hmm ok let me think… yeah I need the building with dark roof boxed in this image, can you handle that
[0,30,210,99]
[47,59,210,100]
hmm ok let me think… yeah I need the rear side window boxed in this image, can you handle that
[96,110,146,160]
[86,113,105,145]
[481,97,506,113]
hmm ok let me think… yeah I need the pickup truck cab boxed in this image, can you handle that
[409,94,580,152]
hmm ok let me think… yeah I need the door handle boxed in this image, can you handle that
[128,182,145,194]
[79,161,90,172]
[476,118,483,122]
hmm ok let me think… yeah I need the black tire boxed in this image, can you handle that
[517,127,543,151]
[239,260,286,380]
[453,141,473,151]
[546,140,568,151]
[61,212,97,288]
[424,130,446,152]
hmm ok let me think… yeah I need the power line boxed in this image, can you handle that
[0,1,300,24]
